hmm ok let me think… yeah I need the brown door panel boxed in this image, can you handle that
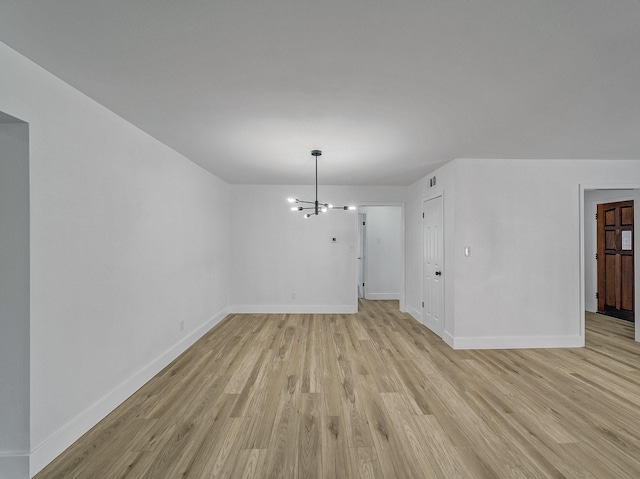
[597,200,634,322]
[604,254,617,308]
[622,255,634,312]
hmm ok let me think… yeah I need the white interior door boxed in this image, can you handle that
[423,196,444,336]
[358,213,366,298]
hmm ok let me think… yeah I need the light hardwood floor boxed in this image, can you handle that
[36,302,640,478]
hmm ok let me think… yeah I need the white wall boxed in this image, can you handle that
[230,185,407,313]
[360,206,402,300]
[0,41,231,476]
[406,161,457,340]
[407,158,640,349]
[452,159,581,346]
[0,119,30,479]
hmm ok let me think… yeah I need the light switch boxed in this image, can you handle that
[464,246,472,257]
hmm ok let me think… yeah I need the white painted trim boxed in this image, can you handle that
[229,305,357,314]
[0,454,29,479]
[448,334,584,350]
[406,306,422,323]
[579,185,586,342]
[365,293,400,300]
[391,309,579,350]
[29,307,230,476]
[442,331,455,348]
[0,451,30,457]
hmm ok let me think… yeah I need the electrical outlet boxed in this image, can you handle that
[291,292,296,300]
[179,320,184,332]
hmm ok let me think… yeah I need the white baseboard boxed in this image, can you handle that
[364,293,400,300]
[29,307,230,477]
[229,305,357,314]
[448,334,584,350]
[406,306,422,323]
[442,330,455,348]
[0,453,29,479]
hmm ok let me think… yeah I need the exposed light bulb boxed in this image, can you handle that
[287,150,358,218]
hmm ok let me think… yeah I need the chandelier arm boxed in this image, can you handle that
[287,150,355,217]
[296,200,330,207]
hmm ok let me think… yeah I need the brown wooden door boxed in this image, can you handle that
[597,200,634,321]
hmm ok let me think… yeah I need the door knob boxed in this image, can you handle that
[435,271,442,276]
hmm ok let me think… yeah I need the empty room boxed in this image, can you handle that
[1,1,640,478]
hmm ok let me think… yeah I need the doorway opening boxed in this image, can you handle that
[0,111,30,476]
[355,204,404,312]
[581,186,640,343]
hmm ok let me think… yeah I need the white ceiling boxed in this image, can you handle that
[1,0,639,185]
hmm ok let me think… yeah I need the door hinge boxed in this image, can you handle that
[596,292,599,299]
[595,253,598,260]
[362,221,366,226]
[362,283,365,287]
[422,212,424,218]
[422,301,425,308]
[595,213,598,220]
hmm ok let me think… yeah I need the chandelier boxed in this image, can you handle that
[287,150,356,218]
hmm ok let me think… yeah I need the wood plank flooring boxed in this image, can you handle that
[36,303,640,478]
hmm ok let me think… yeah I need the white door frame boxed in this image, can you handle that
[354,202,405,312]
[580,184,640,342]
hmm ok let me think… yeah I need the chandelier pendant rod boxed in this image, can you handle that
[315,153,319,215]
[287,149,355,218]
